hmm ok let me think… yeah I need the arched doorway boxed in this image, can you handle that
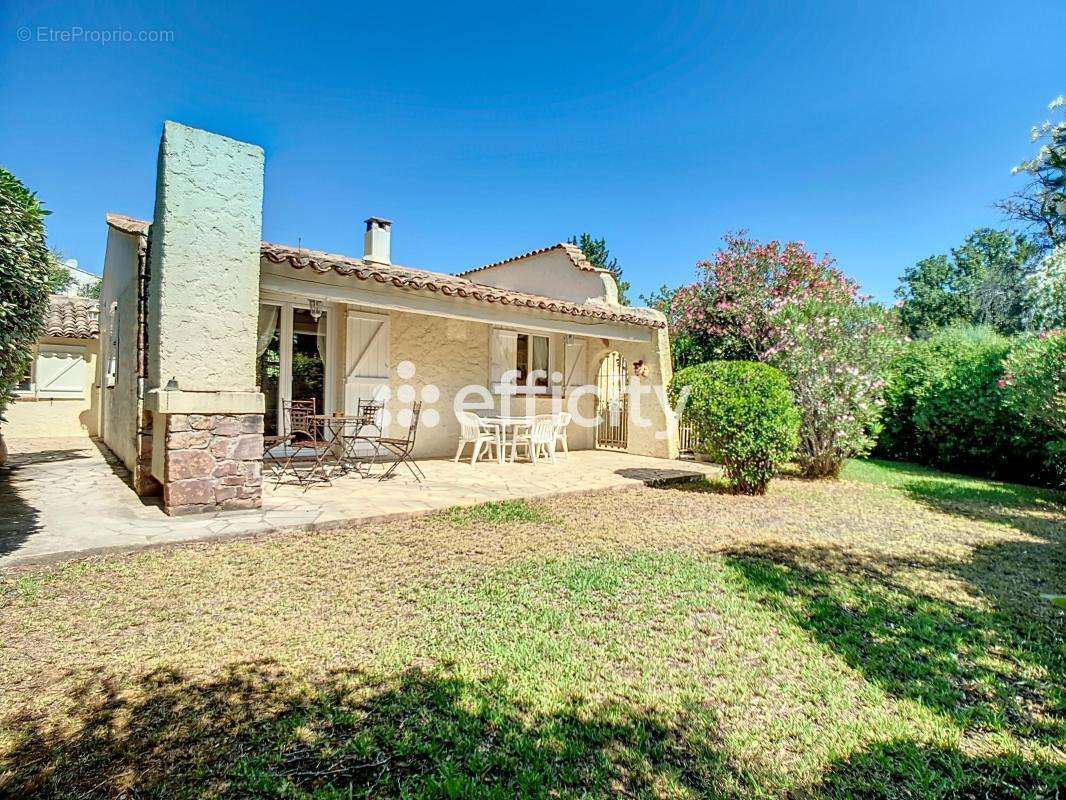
[595,351,628,450]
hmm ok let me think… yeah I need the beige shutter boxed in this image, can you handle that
[563,336,588,391]
[344,310,390,415]
[490,328,518,386]
[36,347,89,399]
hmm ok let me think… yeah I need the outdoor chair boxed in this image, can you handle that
[263,398,318,484]
[510,414,558,465]
[376,402,426,483]
[553,412,572,458]
[454,411,500,465]
[277,398,339,487]
[342,399,385,476]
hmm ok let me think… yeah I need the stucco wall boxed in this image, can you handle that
[147,121,264,394]
[465,249,615,305]
[97,226,143,472]
[6,338,99,439]
[333,307,604,459]
[591,316,678,460]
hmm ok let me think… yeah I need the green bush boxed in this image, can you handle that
[0,167,52,423]
[671,361,800,495]
[1003,330,1066,485]
[876,326,1059,487]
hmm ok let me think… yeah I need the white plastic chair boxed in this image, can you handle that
[510,415,558,465]
[454,411,499,465]
[553,412,572,458]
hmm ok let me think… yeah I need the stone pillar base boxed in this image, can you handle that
[161,413,263,515]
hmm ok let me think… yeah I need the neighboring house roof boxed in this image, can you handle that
[457,242,604,278]
[42,295,99,339]
[106,214,664,329]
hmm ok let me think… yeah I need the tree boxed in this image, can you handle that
[1024,245,1066,331]
[0,167,52,436]
[895,228,1038,336]
[668,232,856,361]
[997,95,1066,250]
[78,279,103,300]
[45,249,74,294]
[766,298,901,478]
[568,233,630,305]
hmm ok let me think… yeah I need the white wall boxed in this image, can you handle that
[97,226,143,472]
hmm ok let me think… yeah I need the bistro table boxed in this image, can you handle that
[308,413,384,479]
[477,415,534,464]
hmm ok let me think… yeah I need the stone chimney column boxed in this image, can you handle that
[144,121,267,515]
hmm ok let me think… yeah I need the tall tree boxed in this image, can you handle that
[895,228,1038,336]
[997,95,1066,250]
[568,233,630,305]
[0,167,52,458]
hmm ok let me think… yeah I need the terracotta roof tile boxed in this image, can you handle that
[42,295,99,339]
[106,216,663,329]
[105,213,149,236]
[457,242,603,277]
[260,243,663,328]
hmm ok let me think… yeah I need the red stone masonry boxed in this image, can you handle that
[162,413,263,515]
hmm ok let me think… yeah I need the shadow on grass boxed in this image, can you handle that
[1,661,742,799]
[901,477,1065,539]
[724,547,1065,748]
[805,739,1064,800]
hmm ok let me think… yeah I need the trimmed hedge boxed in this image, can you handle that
[876,326,1061,487]
[0,167,51,424]
[671,361,800,495]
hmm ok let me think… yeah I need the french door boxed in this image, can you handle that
[256,300,332,436]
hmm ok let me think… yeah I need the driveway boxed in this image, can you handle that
[0,437,714,567]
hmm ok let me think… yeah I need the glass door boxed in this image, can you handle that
[256,301,331,436]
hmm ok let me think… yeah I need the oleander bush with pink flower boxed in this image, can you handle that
[765,298,902,478]
[669,233,902,479]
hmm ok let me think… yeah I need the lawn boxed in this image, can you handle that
[0,459,1063,798]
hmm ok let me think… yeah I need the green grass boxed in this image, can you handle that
[445,499,548,526]
[1,458,1063,798]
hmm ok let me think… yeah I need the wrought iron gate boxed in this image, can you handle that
[595,352,628,450]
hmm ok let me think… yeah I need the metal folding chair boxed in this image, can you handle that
[341,399,385,477]
[376,402,426,483]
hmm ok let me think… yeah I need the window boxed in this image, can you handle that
[515,333,550,388]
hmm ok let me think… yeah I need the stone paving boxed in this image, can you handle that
[0,437,716,567]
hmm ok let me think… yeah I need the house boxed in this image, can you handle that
[96,122,678,515]
[6,295,100,438]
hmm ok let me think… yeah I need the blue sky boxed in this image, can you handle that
[2,1,1063,303]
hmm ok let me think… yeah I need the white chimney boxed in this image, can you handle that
[363,217,392,264]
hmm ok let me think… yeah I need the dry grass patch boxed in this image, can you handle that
[0,459,1062,798]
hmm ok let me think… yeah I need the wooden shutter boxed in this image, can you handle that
[563,336,588,391]
[36,347,88,399]
[344,310,390,415]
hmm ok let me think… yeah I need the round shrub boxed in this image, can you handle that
[876,326,1057,486]
[671,361,800,495]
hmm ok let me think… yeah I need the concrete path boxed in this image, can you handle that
[0,437,715,567]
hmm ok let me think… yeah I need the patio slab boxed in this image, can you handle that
[0,438,717,568]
